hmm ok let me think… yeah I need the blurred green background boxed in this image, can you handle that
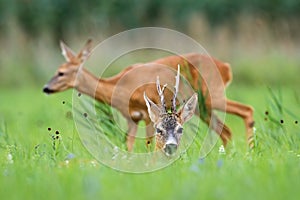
[0,0,299,89]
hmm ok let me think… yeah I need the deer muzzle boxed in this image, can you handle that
[163,135,178,156]
[43,86,55,94]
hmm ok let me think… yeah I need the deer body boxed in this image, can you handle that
[43,40,254,151]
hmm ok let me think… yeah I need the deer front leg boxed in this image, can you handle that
[126,119,138,152]
[145,122,155,150]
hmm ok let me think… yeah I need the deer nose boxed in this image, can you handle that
[43,87,54,94]
[164,143,177,156]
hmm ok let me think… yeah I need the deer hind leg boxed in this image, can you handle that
[200,112,232,146]
[216,99,254,148]
[126,119,138,152]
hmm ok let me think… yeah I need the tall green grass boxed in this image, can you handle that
[0,84,299,200]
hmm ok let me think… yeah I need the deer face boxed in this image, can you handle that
[144,66,198,156]
[154,114,184,156]
[43,39,92,94]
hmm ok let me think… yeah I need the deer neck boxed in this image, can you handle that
[75,68,115,104]
[75,68,146,121]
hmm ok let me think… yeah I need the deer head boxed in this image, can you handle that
[43,39,93,94]
[144,66,198,156]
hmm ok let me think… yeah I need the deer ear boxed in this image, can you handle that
[178,93,198,123]
[144,92,162,123]
[60,40,76,62]
[77,39,93,62]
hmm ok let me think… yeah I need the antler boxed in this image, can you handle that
[156,76,168,113]
[171,64,180,113]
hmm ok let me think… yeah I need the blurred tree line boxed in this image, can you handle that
[1,0,299,40]
[0,0,299,88]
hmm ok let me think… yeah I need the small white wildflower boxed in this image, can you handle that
[111,154,117,160]
[7,153,14,164]
[112,146,119,160]
[90,160,97,167]
[65,160,70,165]
[218,145,226,154]
[253,127,257,133]
[113,146,119,153]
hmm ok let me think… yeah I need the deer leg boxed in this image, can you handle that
[126,119,138,152]
[200,112,232,146]
[145,123,155,150]
[215,99,254,147]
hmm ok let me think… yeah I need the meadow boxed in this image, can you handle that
[0,55,300,200]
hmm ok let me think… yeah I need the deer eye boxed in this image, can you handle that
[177,127,183,134]
[156,128,163,136]
[58,72,64,76]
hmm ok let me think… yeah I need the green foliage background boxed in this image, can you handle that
[0,0,299,88]
[1,0,300,37]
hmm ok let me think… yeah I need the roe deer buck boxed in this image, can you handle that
[144,66,198,156]
[43,39,254,151]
